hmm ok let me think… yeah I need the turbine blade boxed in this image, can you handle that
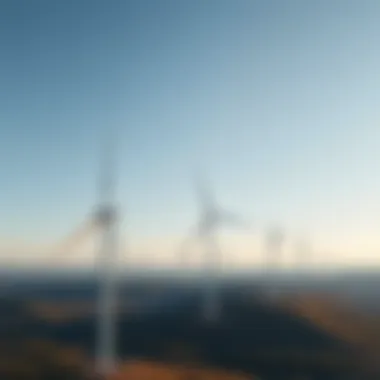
[98,128,118,205]
[47,217,100,262]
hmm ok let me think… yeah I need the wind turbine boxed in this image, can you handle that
[181,173,247,322]
[48,130,121,379]
[93,128,120,379]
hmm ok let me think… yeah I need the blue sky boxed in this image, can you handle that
[1,1,380,268]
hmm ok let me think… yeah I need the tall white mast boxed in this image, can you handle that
[95,128,119,378]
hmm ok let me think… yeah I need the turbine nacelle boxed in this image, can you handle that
[195,173,248,236]
[94,204,118,228]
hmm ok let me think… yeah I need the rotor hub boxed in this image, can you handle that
[95,205,117,226]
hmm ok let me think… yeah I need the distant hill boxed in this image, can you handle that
[276,293,380,376]
[0,297,86,379]
[2,284,379,380]
[38,292,365,380]
[108,360,254,380]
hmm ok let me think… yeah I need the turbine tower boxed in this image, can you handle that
[181,173,246,322]
[94,128,120,378]
[41,130,121,379]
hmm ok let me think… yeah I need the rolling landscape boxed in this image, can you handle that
[2,269,380,380]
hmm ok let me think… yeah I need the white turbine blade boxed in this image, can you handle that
[47,204,115,264]
[98,128,118,205]
[49,217,99,260]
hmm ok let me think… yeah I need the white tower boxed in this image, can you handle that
[42,130,121,379]
[95,130,120,378]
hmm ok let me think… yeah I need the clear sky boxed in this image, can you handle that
[1,0,380,269]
